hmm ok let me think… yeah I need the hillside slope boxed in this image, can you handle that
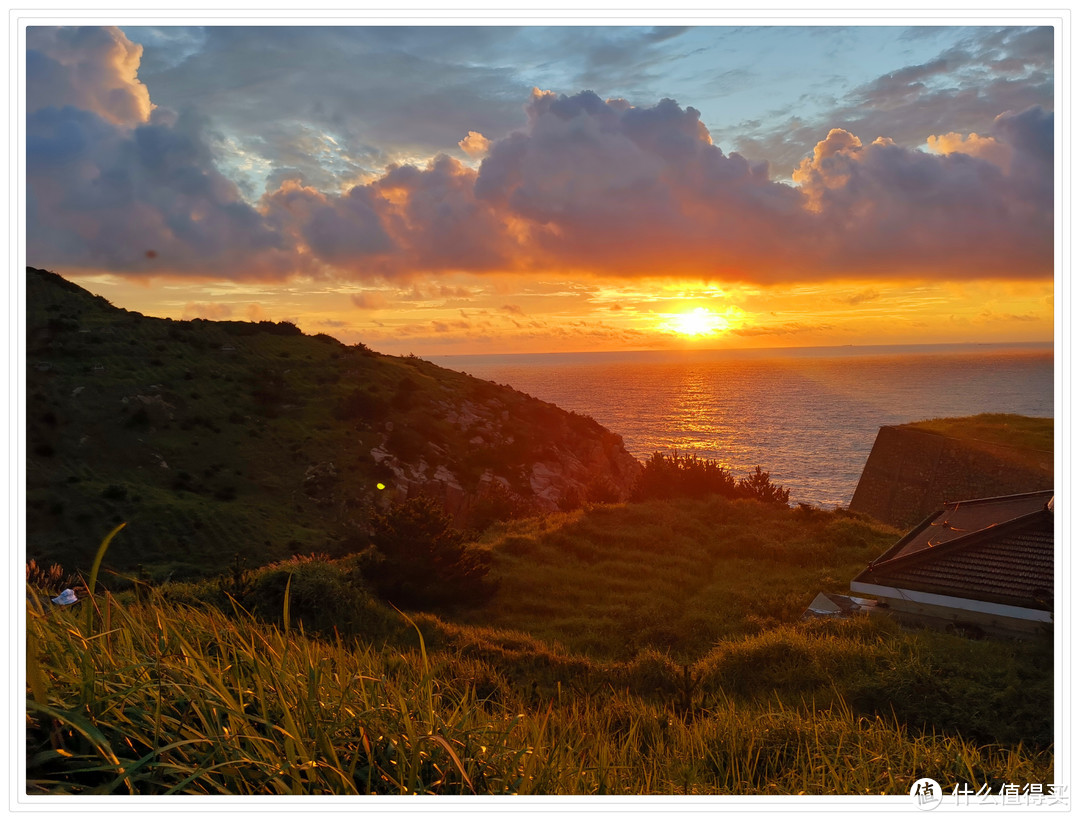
[25,267,640,580]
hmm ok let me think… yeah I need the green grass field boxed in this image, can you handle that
[26,497,1054,795]
[904,414,1053,453]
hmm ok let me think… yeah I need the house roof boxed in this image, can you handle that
[853,490,1054,611]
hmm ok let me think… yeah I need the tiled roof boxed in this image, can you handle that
[853,491,1054,611]
[887,490,1054,561]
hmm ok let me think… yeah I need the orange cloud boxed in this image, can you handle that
[27,26,153,126]
[245,303,270,321]
[926,132,1011,168]
[351,291,388,310]
[458,130,491,157]
[182,301,233,320]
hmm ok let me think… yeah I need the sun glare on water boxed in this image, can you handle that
[664,307,730,337]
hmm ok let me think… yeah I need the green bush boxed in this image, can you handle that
[246,553,394,637]
[368,495,496,609]
[737,466,790,506]
[631,451,736,501]
[631,452,790,506]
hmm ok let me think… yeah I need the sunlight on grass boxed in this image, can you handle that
[26,590,1052,795]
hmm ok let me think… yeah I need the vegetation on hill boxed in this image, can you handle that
[25,267,638,582]
[904,413,1053,453]
[26,496,1053,795]
[631,451,790,505]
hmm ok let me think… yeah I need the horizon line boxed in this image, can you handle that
[423,340,1055,360]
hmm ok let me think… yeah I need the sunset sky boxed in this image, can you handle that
[24,22,1056,355]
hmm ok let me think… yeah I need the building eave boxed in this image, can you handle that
[850,581,1052,623]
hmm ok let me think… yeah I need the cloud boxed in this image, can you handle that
[731,321,835,337]
[926,131,1011,168]
[351,291,388,310]
[27,26,153,126]
[182,301,232,320]
[501,304,525,316]
[128,26,535,194]
[459,131,491,157]
[790,108,1052,278]
[26,31,298,280]
[472,90,811,278]
[26,27,1053,288]
[833,288,880,306]
[732,26,1053,174]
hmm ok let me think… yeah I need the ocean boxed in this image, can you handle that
[429,343,1055,509]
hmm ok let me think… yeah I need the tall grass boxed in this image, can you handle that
[26,590,1052,795]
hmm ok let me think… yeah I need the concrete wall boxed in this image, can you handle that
[849,425,1053,529]
[872,595,1051,640]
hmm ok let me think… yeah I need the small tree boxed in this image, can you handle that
[737,466,790,506]
[367,495,495,609]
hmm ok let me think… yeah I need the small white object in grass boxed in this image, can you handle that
[52,589,78,606]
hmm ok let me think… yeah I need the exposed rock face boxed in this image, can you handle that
[849,424,1053,529]
[372,389,641,521]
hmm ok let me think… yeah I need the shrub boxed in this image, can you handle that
[736,466,790,506]
[245,553,395,636]
[631,451,736,501]
[585,477,620,504]
[367,495,495,609]
[392,376,420,411]
[335,388,388,422]
[466,483,534,531]
[101,484,127,501]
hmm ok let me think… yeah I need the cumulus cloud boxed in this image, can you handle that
[732,26,1053,174]
[459,131,491,157]
[25,26,1054,287]
[790,107,1052,278]
[27,103,297,278]
[27,26,153,126]
[26,27,298,279]
[926,131,1011,168]
[472,90,811,278]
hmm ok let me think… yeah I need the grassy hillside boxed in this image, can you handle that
[465,497,897,660]
[904,414,1053,454]
[26,267,638,581]
[134,497,1052,750]
[27,496,1053,795]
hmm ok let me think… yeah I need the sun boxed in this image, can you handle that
[665,306,729,337]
